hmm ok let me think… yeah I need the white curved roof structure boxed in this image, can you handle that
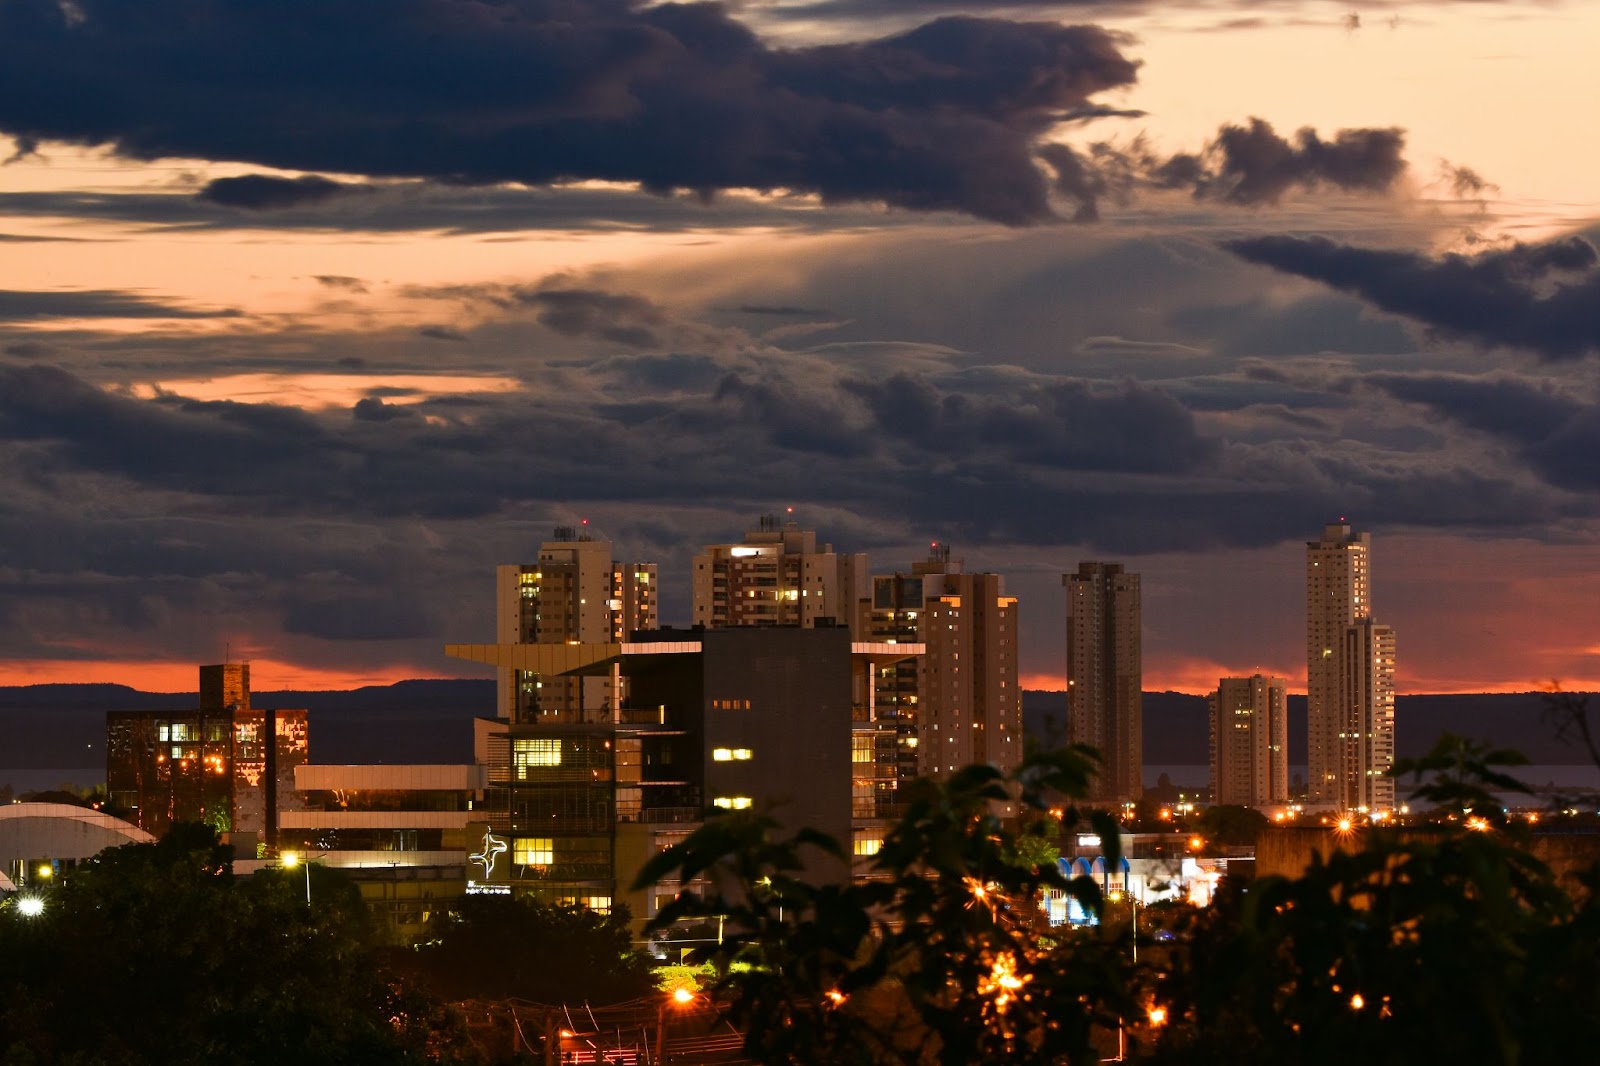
[0,802,155,881]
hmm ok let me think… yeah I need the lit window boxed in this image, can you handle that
[854,838,883,856]
[713,796,753,810]
[712,748,752,761]
[514,837,553,866]
[513,738,562,778]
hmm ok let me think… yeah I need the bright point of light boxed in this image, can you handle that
[825,989,847,1006]
[1336,818,1354,833]
[979,952,1029,1011]
[672,987,694,1005]
[1148,1006,1168,1026]
[17,897,44,917]
[281,851,301,868]
[35,864,52,880]
[1349,993,1365,1011]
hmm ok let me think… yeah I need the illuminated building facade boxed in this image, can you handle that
[447,627,914,928]
[1306,523,1397,812]
[866,546,1022,786]
[496,527,657,724]
[692,515,868,633]
[1063,562,1142,804]
[1208,674,1289,808]
[1339,619,1397,813]
[106,664,307,842]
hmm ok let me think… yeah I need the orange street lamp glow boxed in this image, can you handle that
[672,987,694,1005]
[1350,993,1365,1011]
[1148,1006,1168,1026]
[825,989,847,1006]
[1336,817,1354,833]
[978,952,1029,1011]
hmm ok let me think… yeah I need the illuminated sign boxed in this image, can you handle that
[470,828,508,880]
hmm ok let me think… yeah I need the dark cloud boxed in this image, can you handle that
[314,275,369,292]
[198,174,372,210]
[0,364,339,494]
[1038,143,1107,222]
[846,371,1217,473]
[1048,118,1409,219]
[0,288,238,322]
[0,1,1142,225]
[1202,119,1406,205]
[0,183,939,237]
[352,397,415,422]
[1367,371,1600,491]
[411,281,744,353]
[711,374,870,457]
[417,325,468,342]
[1226,234,1600,360]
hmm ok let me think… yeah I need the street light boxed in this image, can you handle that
[657,986,698,1064]
[281,851,311,905]
[16,897,44,918]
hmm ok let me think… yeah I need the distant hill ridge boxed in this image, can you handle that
[0,681,1592,771]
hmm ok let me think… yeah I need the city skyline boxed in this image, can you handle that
[1,1,1597,696]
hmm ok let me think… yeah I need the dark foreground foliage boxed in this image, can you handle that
[640,734,1600,1066]
[0,824,459,1065]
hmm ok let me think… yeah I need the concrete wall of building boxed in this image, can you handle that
[700,626,853,884]
[295,764,485,792]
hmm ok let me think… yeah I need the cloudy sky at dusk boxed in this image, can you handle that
[1,0,1597,695]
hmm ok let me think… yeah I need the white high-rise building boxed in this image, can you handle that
[1340,619,1397,813]
[496,528,657,723]
[1306,523,1395,812]
[1209,674,1289,808]
[692,514,868,634]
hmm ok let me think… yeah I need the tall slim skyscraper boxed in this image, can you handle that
[1340,619,1397,812]
[496,527,657,723]
[1063,562,1142,804]
[865,546,1021,784]
[1306,522,1396,812]
[1209,674,1289,808]
[693,515,868,633]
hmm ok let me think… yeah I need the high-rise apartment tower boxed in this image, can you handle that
[1063,562,1142,804]
[865,546,1021,784]
[1209,674,1289,808]
[496,528,657,723]
[1306,523,1396,812]
[693,515,868,633]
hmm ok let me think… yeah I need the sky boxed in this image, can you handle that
[0,0,1597,695]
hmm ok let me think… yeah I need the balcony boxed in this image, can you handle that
[618,706,672,726]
